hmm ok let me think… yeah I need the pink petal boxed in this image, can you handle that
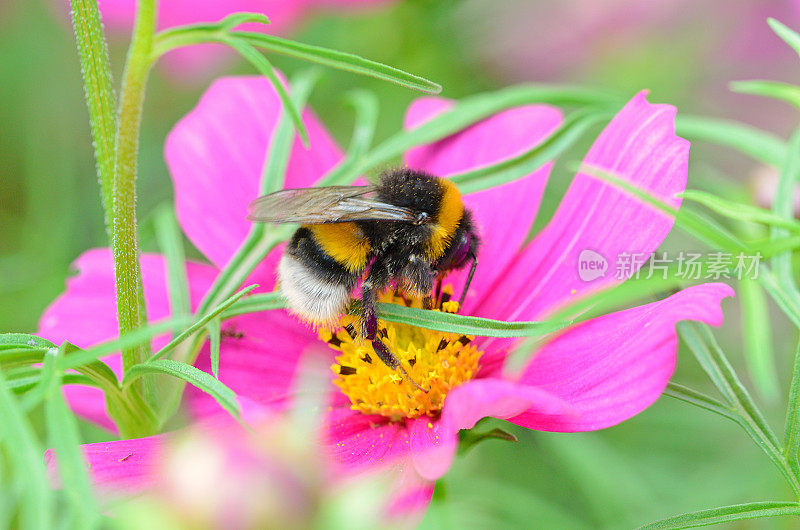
[324,400,435,518]
[46,435,166,496]
[403,97,563,311]
[511,283,734,432]
[410,379,574,480]
[325,405,413,473]
[384,462,435,521]
[478,91,690,322]
[165,76,343,269]
[37,249,217,429]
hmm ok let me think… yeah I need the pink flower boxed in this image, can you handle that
[40,76,733,517]
[92,414,396,527]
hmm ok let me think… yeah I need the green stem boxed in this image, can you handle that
[112,0,158,423]
[68,0,117,234]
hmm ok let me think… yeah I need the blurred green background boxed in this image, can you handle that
[3,0,800,527]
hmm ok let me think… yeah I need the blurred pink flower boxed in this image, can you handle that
[40,77,733,516]
[461,0,800,131]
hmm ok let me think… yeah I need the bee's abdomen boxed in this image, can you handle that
[279,227,361,325]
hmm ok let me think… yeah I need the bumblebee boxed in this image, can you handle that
[247,168,480,385]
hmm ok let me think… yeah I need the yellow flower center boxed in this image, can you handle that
[321,286,482,421]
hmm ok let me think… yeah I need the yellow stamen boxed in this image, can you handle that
[321,286,482,421]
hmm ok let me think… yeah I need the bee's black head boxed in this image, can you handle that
[434,209,481,273]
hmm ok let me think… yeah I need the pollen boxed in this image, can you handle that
[321,286,482,421]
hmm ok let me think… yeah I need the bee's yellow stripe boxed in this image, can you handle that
[428,179,464,259]
[310,223,372,273]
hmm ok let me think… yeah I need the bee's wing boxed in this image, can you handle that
[246,186,419,224]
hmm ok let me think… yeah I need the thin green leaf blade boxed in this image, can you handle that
[44,346,100,528]
[450,110,611,194]
[221,291,285,319]
[681,189,800,234]
[58,316,190,371]
[579,164,748,252]
[769,18,800,58]
[663,382,739,423]
[638,501,800,529]
[123,359,240,419]
[208,317,221,380]
[154,205,191,334]
[0,333,56,349]
[0,370,54,528]
[224,36,309,146]
[676,115,787,167]
[730,80,800,110]
[151,284,257,362]
[340,86,620,183]
[235,31,441,94]
[375,303,571,338]
[739,277,779,402]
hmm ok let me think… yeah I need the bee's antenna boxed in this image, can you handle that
[398,365,429,393]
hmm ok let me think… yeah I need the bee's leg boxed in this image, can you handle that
[434,277,443,305]
[362,279,428,393]
[458,253,478,308]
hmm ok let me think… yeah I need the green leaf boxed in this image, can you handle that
[680,189,800,234]
[458,427,518,455]
[638,501,800,529]
[785,339,800,478]
[312,90,381,188]
[222,36,309,146]
[234,31,441,94]
[677,115,787,167]
[0,370,54,528]
[151,285,258,362]
[0,348,49,370]
[155,12,271,38]
[216,11,271,31]
[578,164,748,252]
[769,18,800,59]
[759,266,800,328]
[221,291,285,319]
[730,80,800,111]
[154,205,191,334]
[663,382,739,423]
[68,0,118,232]
[44,346,100,528]
[208,317,221,380]
[123,359,240,419]
[327,85,620,185]
[20,346,60,411]
[0,333,56,349]
[375,303,571,338]
[344,90,379,158]
[739,277,779,402]
[769,126,800,288]
[153,16,440,95]
[58,317,190,371]
[678,322,798,495]
[6,369,94,394]
[450,110,611,194]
